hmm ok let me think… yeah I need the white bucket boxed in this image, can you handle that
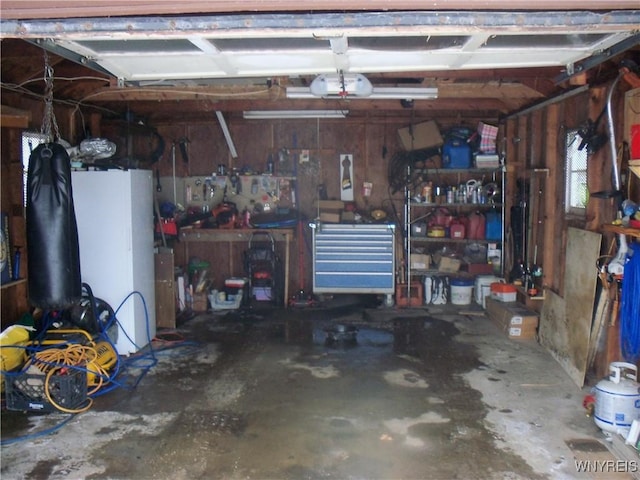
[450,279,473,305]
[474,275,502,308]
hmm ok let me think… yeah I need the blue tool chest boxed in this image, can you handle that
[310,223,396,294]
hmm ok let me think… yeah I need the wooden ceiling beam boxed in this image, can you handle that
[1,1,637,20]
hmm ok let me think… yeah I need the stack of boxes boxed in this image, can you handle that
[484,282,539,340]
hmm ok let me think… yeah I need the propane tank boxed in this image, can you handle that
[594,362,640,435]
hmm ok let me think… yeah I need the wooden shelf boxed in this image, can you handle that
[180,228,293,243]
[0,278,26,290]
[629,159,640,179]
[516,285,545,300]
[411,237,501,244]
[410,202,502,208]
[179,228,294,307]
[601,224,640,238]
[415,167,504,174]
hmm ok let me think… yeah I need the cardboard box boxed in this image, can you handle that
[192,292,209,312]
[341,211,356,222]
[465,263,494,275]
[516,285,544,313]
[410,253,431,270]
[485,297,539,340]
[397,120,443,151]
[474,154,501,168]
[438,257,461,273]
[316,200,345,210]
[316,200,344,223]
[319,212,341,223]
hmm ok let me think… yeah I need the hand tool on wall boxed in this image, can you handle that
[178,137,190,164]
[171,142,177,205]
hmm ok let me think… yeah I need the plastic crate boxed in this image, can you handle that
[395,283,423,307]
[4,367,87,413]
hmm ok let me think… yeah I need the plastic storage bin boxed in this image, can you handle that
[5,366,87,413]
[396,283,423,307]
[208,289,243,310]
[490,282,517,302]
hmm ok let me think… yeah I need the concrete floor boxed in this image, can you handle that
[1,296,636,479]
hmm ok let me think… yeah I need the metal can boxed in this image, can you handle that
[422,184,433,203]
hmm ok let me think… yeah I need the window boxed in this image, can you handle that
[21,131,48,207]
[565,128,588,214]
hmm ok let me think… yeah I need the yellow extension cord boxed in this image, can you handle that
[33,343,109,413]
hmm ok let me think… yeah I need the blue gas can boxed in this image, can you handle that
[442,142,472,169]
[485,210,502,241]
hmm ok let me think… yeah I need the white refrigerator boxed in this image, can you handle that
[71,169,156,355]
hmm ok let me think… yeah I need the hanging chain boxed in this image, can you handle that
[40,50,60,143]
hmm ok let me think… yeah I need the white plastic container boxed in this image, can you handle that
[490,282,518,302]
[423,275,447,305]
[450,278,473,305]
[474,275,502,308]
[594,362,640,435]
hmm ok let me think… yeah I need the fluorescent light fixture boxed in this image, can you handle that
[368,87,438,99]
[287,86,438,100]
[243,110,348,119]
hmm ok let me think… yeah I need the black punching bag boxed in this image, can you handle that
[27,142,82,309]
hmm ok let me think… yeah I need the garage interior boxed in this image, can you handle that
[1,2,640,479]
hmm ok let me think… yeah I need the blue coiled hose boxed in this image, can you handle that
[620,243,640,363]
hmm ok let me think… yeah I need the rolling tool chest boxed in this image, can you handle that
[310,223,396,294]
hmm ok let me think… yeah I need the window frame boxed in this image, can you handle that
[564,127,589,216]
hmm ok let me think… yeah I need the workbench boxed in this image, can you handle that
[179,228,293,306]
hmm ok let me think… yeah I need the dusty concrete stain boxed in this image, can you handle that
[384,411,451,447]
[279,358,340,379]
[382,368,429,388]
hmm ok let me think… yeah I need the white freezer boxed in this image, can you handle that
[71,169,156,355]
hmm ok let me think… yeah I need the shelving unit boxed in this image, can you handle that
[404,166,506,284]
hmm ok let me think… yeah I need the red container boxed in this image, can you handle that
[396,283,423,307]
[467,211,486,240]
[450,222,466,239]
[631,124,640,159]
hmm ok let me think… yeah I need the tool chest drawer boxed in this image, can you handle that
[310,223,395,293]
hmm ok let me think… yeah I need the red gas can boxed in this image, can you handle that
[450,221,466,239]
[467,211,486,240]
